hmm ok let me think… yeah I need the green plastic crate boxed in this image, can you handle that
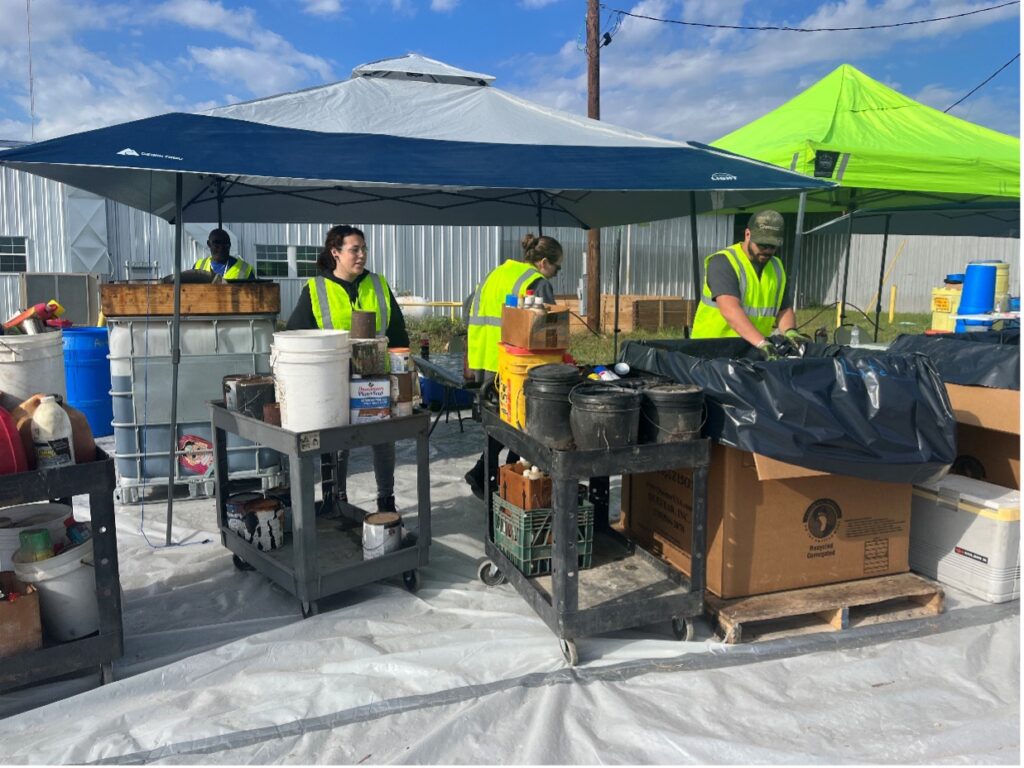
[492,493,595,576]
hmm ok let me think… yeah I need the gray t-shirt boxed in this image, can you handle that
[705,251,792,312]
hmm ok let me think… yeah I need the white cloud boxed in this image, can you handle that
[520,0,560,7]
[431,0,460,11]
[187,46,327,95]
[302,0,344,16]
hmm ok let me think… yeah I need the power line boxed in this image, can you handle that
[599,1,1019,33]
[944,53,1020,112]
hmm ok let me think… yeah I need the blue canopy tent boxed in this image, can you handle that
[0,110,832,539]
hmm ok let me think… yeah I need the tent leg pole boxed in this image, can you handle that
[612,227,622,360]
[873,215,891,342]
[688,192,700,337]
[791,192,807,311]
[839,210,855,326]
[166,173,183,546]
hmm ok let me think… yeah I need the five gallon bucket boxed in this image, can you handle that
[955,262,997,333]
[271,330,350,432]
[496,343,565,429]
[524,363,581,449]
[0,331,66,402]
[362,512,402,560]
[639,384,704,444]
[62,327,113,437]
[569,383,641,451]
[0,503,71,570]
[13,537,99,642]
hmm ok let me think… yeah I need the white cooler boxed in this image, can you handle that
[910,474,1019,603]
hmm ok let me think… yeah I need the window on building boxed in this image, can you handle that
[0,236,27,273]
[254,244,319,278]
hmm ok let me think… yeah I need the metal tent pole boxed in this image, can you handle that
[612,227,622,360]
[166,173,183,545]
[791,192,807,310]
[838,208,856,327]
[688,192,700,336]
[873,214,892,342]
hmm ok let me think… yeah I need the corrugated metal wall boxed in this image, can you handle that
[0,167,69,273]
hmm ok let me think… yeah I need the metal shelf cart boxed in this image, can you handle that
[209,403,431,617]
[0,449,123,690]
[479,407,709,666]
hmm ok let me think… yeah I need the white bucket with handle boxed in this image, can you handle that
[0,332,67,401]
[271,330,351,432]
[13,537,99,642]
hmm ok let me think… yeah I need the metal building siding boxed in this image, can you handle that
[0,167,68,273]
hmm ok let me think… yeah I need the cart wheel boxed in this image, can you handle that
[559,638,579,667]
[99,662,115,685]
[671,616,695,642]
[477,560,506,586]
[301,600,319,619]
[403,569,421,593]
[232,554,254,571]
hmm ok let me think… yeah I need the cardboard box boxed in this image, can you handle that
[945,383,1020,489]
[0,572,42,657]
[500,305,569,350]
[350,377,391,423]
[499,463,552,510]
[620,443,912,599]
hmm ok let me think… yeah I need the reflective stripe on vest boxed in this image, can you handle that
[308,273,392,335]
[691,243,786,338]
[194,256,253,280]
[467,261,543,372]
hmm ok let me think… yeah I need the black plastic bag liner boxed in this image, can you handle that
[618,338,956,484]
[888,329,1019,390]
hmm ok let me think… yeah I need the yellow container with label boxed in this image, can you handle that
[930,286,962,332]
[496,343,564,429]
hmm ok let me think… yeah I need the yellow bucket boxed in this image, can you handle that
[992,261,1010,310]
[496,343,564,429]
[930,286,961,332]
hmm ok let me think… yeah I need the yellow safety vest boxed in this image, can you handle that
[194,256,254,281]
[308,273,392,335]
[467,260,543,373]
[691,243,787,338]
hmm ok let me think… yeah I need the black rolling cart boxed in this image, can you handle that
[0,448,123,690]
[209,403,431,618]
[478,407,709,665]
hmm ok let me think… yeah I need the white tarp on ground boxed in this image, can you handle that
[0,419,1018,764]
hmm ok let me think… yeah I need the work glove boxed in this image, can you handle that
[755,339,781,362]
[784,328,813,344]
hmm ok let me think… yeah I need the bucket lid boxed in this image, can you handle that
[570,383,641,407]
[527,363,581,383]
[945,273,965,283]
[641,383,704,403]
[364,511,401,527]
[272,329,350,352]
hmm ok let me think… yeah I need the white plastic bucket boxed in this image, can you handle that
[0,332,67,401]
[14,537,99,642]
[272,331,351,432]
[362,512,402,559]
[0,503,71,570]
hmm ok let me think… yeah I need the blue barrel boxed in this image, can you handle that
[62,327,113,437]
[954,262,997,333]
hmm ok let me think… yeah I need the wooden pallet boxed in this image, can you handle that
[706,573,945,644]
[101,282,280,317]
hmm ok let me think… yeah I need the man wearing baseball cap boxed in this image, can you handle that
[691,209,809,359]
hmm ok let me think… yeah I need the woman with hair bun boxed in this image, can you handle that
[463,232,564,500]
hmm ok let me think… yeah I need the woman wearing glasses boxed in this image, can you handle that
[463,232,564,500]
[286,224,409,513]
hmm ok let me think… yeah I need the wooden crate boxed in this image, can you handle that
[706,573,945,644]
[101,283,280,317]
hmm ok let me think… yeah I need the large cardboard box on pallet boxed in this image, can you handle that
[500,305,570,350]
[945,383,1020,490]
[620,443,912,599]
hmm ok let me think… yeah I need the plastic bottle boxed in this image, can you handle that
[850,327,862,347]
[31,395,76,469]
[523,290,535,307]
[594,366,620,381]
[64,515,92,546]
[419,334,430,360]
[505,294,519,308]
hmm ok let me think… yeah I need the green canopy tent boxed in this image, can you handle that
[712,64,1020,336]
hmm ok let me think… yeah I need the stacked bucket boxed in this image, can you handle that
[954,261,1009,333]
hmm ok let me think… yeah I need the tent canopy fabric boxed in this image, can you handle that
[711,64,1019,233]
[0,54,831,228]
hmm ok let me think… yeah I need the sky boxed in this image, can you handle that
[0,0,1019,144]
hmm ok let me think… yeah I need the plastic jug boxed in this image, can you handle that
[11,393,96,469]
[30,395,76,469]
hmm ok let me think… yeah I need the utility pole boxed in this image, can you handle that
[585,0,601,332]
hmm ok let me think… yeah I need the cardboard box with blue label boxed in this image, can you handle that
[350,378,390,423]
[620,443,912,599]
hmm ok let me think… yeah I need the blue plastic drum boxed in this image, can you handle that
[954,262,997,333]
[62,327,113,437]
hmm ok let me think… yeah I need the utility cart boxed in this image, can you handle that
[478,407,709,665]
[209,403,431,617]
[0,448,123,690]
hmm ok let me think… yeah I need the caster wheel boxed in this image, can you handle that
[403,569,421,593]
[301,601,319,619]
[232,554,255,571]
[559,638,579,667]
[478,560,506,586]
[671,616,695,641]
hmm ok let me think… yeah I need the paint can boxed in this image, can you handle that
[225,492,264,535]
[223,374,247,411]
[388,347,411,373]
[226,493,284,551]
[362,511,402,560]
[390,371,414,417]
[350,310,377,340]
[236,375,276,420]
[263,402,282,426]
[351,338,390,376]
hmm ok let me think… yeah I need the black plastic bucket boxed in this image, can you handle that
[638,383,704,444]
[569,383,641,450]
[524,364,581,449]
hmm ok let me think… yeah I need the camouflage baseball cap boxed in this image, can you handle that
[747,210,785,247]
